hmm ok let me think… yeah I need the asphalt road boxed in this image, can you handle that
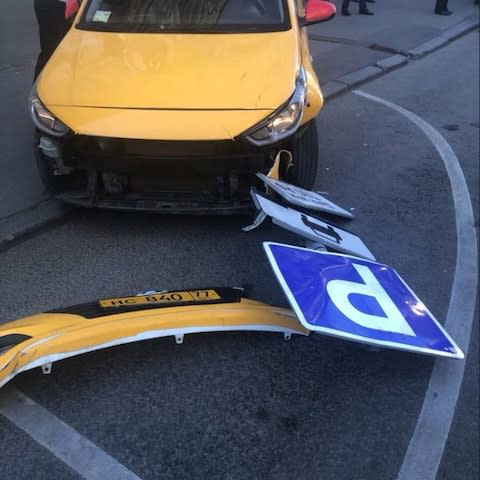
[0,32,478,480]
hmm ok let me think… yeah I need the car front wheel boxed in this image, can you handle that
[285,119,319,190]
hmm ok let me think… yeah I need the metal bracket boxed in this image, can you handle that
[284,333,292,341]
[39,136,73,175]
[87,170,99,206]
[303,240,328,251]
[41,363,52,375]
[242,210,267,232]
[102,172,125,194]
[136,290,167,296]
[175,335,184,345]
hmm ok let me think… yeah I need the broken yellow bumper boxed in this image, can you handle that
[0,292,309,390]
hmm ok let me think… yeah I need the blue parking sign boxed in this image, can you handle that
[264,242,463,359]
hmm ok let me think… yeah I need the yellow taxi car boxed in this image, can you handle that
[30,0,335,213]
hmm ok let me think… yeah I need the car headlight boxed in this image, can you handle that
[29,84,69,137]
[242,68,306,146]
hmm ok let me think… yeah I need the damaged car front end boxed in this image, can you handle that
[30,0,336,213]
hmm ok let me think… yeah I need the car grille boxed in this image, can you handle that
[57,135,274,213]
[63,135,267,175]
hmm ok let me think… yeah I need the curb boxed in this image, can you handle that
[321,53,409,100]
[409,18,479,58]
[322,17,479,100]
[0,199,70,251]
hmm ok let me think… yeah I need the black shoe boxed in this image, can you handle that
[435,9,452,15]
[359,8,374,15]
[342,9,351,16]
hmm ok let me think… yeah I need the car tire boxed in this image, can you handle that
[286,119,319,190]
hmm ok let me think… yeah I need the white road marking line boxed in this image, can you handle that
[354,89,478,480]
[0,386,142,480]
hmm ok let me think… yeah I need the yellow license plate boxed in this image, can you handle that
[99,289,221,309]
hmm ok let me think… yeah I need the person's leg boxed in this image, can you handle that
[341,0,351,15]
[359,0,374,14]
[34,0,69,80]
[435,0,448,13]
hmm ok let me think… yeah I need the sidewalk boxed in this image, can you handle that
[309,0,479,98]
[0,0,478,248]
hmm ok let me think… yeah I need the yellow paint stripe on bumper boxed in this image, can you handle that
[0,299,309,390]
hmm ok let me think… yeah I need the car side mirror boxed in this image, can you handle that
[300,0,336,26]
[65,0,81,24]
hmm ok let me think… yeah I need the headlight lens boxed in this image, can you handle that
[243,68,307,146]
[29,85,69,137]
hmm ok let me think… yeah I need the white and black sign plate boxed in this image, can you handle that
[256,173,354,219]
[251,189,374,260]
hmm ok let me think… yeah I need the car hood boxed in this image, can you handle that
[38,28,300,110]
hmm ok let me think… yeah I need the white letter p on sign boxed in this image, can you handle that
[326,264,416,336]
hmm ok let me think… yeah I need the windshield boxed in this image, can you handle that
[79,0,290,33]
